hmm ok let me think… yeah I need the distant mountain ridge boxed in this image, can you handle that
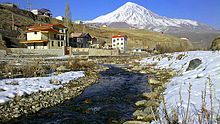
[87,2,216,33]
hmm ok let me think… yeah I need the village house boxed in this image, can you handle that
[112,35,128,52]
[0,2,18,8]
[55,16,64,21]
[69,33,91,48]
[31,8,52,17]
[74,20,84,24]
[90,38,106,49]
[21,24,68,49]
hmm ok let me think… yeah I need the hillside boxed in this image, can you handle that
[0,4,61,49]
[0,4,192,52]
[74,24,192,52]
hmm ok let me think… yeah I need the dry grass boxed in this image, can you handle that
[67,58,96,71]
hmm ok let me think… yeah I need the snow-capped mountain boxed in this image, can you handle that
[88,2,215,32]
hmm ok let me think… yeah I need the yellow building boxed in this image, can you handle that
[21,24,68,49]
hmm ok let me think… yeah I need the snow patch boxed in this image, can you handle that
[141,51,220,123]
[0,71,84,104]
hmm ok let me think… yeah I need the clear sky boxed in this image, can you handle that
[1,0,220,28]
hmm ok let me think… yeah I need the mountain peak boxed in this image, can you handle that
[89,2,215,32]
[124,2,138,6]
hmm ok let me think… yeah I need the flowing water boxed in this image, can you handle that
[6,65,150,124]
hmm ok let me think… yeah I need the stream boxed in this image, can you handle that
[6,65,150,124]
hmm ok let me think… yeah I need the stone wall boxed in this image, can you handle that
[7,48,64,56]
[0,50,6,57]
[88,49,119,56]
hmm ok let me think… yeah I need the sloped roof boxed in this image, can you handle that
[70,33,91,38]
[112,35,127,38]
[27,27,60,33]
[27,24,66,28]
[20,40,49,44]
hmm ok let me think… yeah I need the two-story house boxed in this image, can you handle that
[21,24,68,49]
[112,35,128,52]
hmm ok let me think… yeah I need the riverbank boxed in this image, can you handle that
[0,59,107,122]
[131,51,220,123]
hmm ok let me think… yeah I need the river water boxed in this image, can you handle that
[6,65,150,124]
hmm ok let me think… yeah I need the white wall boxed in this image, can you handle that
[31,10,38,15]
[27,32,42,40]
[112,37,128,51]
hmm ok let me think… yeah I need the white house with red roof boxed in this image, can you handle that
[21,24,68,49]
[112,35,128,52]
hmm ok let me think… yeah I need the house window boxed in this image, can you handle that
[54,34,57,39]
[121,38,123,40]
[58,41,60,47]
[117,38,119,41]
[51,41,54,46]
[43,42,47,46]
[34,32,37,34]
[61,36,64,40]
[121,43,123,45]
[121,47,124,49]
[113,44,116,46]
[117,43,119,45]
[61,42,63,46]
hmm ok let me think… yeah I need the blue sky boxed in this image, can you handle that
[2,0,220,28]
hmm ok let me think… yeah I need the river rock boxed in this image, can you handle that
[142,92,159,100]
[135,100,148,107]
[186,59,202,71]
[148,78,161,85]
[133,109,154,122]
[56,66,70,72]
[50,78,61,85]
[144,101,160,108]
[123,121,150,124]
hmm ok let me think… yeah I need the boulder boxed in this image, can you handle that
[186,59,202,71]
[210,37,220,50]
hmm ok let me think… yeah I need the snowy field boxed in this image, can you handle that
[141,51,220,123]
[0,71,84,104]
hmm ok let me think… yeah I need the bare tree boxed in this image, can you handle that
[64,2,73,32]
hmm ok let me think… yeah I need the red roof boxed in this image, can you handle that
[112,35,127,38]
[27,23,66,28]
[27,27,60,33]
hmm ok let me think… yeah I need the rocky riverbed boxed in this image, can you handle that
[0,64,107,122]
[3,64,151,124]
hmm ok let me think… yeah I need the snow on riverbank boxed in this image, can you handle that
[141,51,220,123]
[0,71,84,104]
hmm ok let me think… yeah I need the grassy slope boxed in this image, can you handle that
[74,24,193,51]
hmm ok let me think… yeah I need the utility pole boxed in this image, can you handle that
[27,0,32,11]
